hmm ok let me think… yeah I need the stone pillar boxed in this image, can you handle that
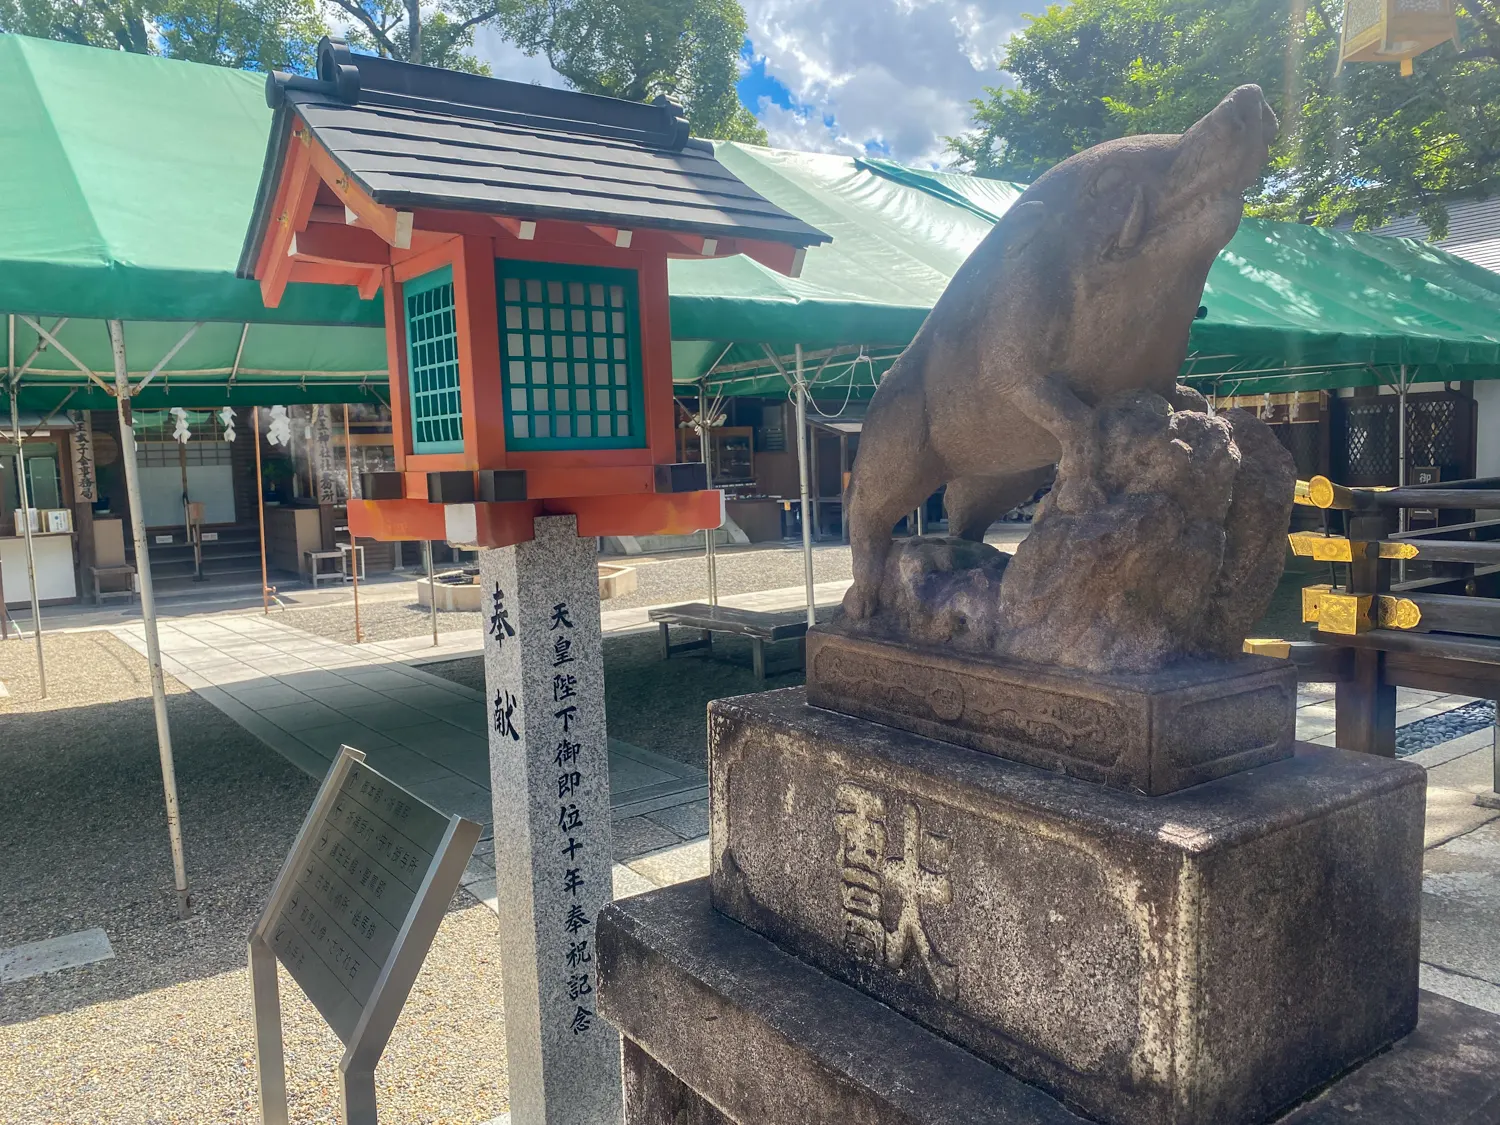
[481,514,622,1125]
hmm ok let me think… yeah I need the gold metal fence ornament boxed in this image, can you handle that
[1287,532,1421,561]
[1300,585,1421,634]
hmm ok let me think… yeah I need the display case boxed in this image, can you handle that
[676,426,755,487]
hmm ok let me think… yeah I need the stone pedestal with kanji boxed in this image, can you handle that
[483,515,620,1125]
[597,682,1500,1125]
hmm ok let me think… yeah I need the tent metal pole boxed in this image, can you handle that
[253,408,270,615]
[424,539,438,647]
[703,383,718,607]
[344,404,363,644]
[2,315,13,643]
[11,371,47,697]
[795,344,815,627]
[693,376,721,607]
[1398,365,1409,582]
[109,319,191,920]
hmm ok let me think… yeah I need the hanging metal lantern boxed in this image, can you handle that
[1338,0,1460,76]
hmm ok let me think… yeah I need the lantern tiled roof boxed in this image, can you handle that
[238,39,827,278]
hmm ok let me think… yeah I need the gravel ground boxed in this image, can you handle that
[277,597,486,646]
[1398,700,1497,756]
[273,538,1320,648]
[0,632,508,1124]
[598,541,854,611]
[272,542,857,646]
[424,628,798,767]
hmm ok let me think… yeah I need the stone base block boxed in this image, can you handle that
[600,879,1089,1125]
[598,880,1500,1125]
[805,626,1296,794]
[708,689,1425,1125]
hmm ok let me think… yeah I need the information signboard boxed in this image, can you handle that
[250,746,482,1125]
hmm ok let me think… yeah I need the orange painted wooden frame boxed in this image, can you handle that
[255,131,320,308]
[387,237,474,474]
[482,228,677,473]
[348,490,722,548]
[243,118,814,497]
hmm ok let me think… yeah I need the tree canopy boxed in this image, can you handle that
[494,0,767,141]
[2,0,766,141]
[948,0,1500,237]
[329,0,495,72]
[0,0,324,69]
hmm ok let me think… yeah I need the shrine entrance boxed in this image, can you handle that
[136,439,236,529]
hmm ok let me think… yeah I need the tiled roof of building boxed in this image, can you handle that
[239,39,827,277]
[1368,198,1500,275]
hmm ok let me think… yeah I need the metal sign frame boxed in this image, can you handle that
[249,745,482,1125]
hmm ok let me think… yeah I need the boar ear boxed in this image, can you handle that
[1116,185,1146,252]
[1002,200,1046,256]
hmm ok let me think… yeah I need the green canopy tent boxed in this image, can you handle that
[662,144,1500,613]
[0,34,392,921]
[0,35,387,412]
[10,33,1500,890]
[667,147,1500,400]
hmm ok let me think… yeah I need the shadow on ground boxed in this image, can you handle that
[423,628,807,769]
[0,655,316,1023]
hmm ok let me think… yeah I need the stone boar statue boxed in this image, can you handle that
[842,85,1278,620]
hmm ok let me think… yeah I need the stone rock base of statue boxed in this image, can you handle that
[806,625,1296,795]
[597,686,1500,1125]
[600,881,1500,1125]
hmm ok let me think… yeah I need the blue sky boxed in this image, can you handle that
[473,0,1028,166]
[728,0,1025,165]
[735,46,894,156]
[736,48,794,115]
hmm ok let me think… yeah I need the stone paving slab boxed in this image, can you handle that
[1423,818,1500,989]
[0,927,114,984]
[1420,963,1500,1014]
[1424,746,1500,849]
[113,611,712,919]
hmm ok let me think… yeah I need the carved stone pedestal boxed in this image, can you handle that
[706,689,1424,1125]
[596,676,1498,1125]
[805,626,1296,795]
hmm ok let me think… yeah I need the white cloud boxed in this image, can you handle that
[744,0,1026,166]
[754,102,865,156]
[470,26,570,86]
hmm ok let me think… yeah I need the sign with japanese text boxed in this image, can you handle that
[249,747,481,1124]
[68,411,96,503]
[478,514,623,1124]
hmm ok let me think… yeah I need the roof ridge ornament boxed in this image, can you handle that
[650,94,690,150]
[317,37,362,103]
[264,37,360,109]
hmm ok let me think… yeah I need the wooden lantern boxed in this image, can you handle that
[1338,0,1460,75]
[238,39,827,550]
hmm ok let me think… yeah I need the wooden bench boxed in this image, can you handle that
[647,602,812,682]
[90,564,136,605]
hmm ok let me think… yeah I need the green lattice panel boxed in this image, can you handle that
[496,260,646,450]
[405,265,464,454]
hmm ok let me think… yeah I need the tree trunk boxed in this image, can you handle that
[406,0,422,64]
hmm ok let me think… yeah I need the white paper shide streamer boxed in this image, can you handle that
[265,405,292,447]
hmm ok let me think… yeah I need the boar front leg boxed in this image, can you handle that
[1007,374,1102,511]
